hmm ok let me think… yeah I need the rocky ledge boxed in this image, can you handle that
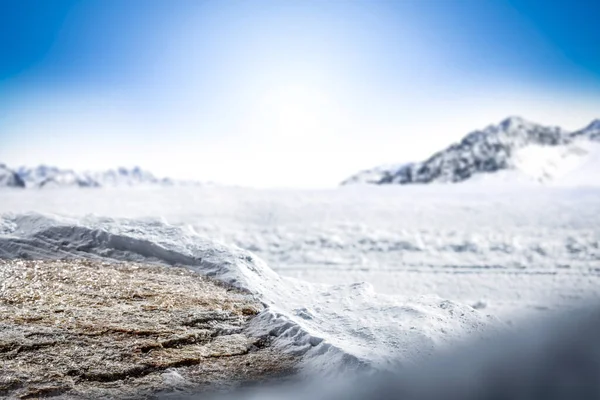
[0,259,297,399]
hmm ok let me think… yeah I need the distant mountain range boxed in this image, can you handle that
[4,117,600,189]
[0,165,206,188]
[343,117,600,186]
[0,164,26,188]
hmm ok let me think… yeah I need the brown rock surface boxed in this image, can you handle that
[0,259,297,399]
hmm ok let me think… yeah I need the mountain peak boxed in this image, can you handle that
[342,117,585,186]
[571,118,600,141]
[500,116,527,128]
[0,163,26,188]
[494,116,546,134]
[470,117,540,140]
[585,119,600,131]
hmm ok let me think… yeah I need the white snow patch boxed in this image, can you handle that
[512,142,591,182]
[551,142,600,187]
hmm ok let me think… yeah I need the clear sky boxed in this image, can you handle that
[1,0,599,187]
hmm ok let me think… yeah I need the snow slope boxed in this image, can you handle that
[573,118,600,141]
[344,117,600,186]
[341,163,412,185]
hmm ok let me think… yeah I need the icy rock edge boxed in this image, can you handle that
[0,213,502,375]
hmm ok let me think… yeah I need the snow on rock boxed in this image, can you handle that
[0,213,500,373]
[0,163,25,188]
[343,116,600,186]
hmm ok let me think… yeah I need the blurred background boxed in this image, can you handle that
[1,0,599,187]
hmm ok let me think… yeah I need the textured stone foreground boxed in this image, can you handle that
[0,259,297,399]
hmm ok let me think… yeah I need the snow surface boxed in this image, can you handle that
[510,140,600,184]
[1,185,599,371]
[551,142,600,186]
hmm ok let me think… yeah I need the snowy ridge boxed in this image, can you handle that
[11,165,205,188]
[343,117,600,186]
[573,119,600,140]
[341,163,412,185]
[0,213,499,373]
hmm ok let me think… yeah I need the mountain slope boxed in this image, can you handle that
[85,167,173,187]
[343,117,600,186]
[17,165,99,188]
[0,164,26,188]
[572,119,600,141]
[341,163,411,185]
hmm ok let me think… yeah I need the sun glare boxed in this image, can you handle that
[255,84,339,140]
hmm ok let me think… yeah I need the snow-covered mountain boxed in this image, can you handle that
[341,163,412,185]
[7,165,200,188]
[343,117,600,186]
[572,119,600,141]
[85,167,174,187]
[16,165,100,188]
[0,164,25,188]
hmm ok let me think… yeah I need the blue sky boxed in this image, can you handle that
[1,0,599,187]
